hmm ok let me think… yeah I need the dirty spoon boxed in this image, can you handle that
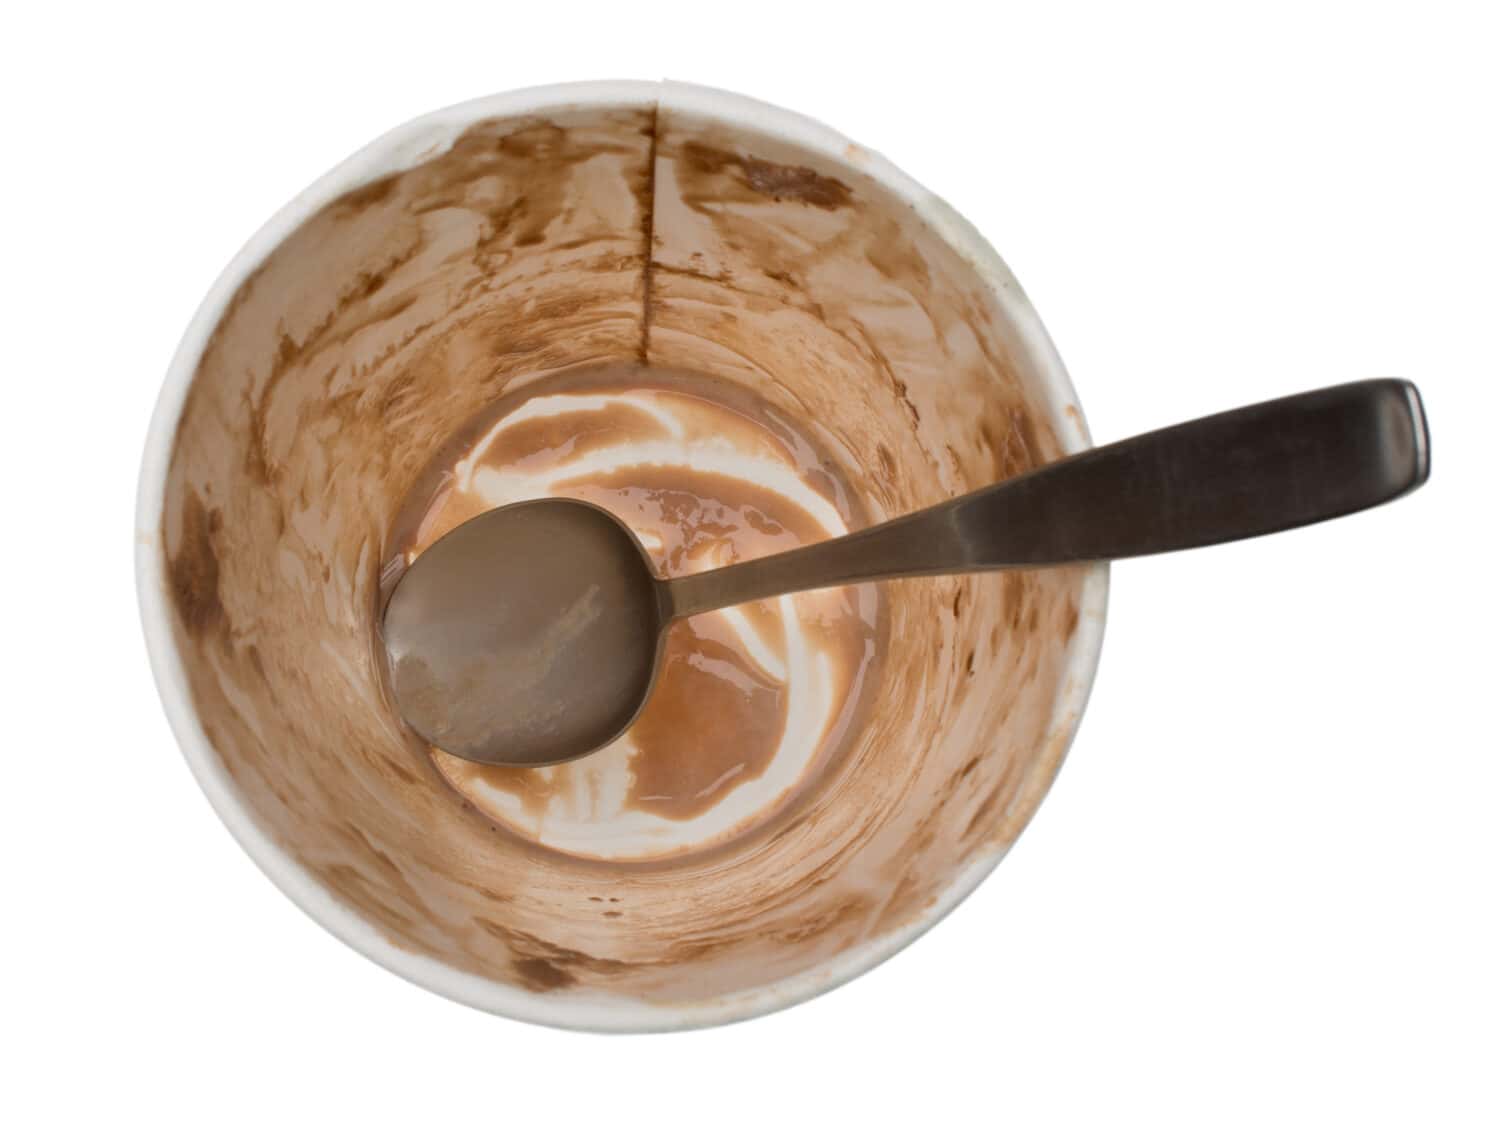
[382,379,1429,767]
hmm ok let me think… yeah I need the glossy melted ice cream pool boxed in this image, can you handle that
[384,366,879,860]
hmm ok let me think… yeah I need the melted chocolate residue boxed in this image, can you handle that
[167,490,226,641]
[389,364,880,852]
[681,141,854,209]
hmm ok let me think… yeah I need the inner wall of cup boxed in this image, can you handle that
[159,102,1087,1006]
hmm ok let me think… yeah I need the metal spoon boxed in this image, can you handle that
[382,379,1429,767]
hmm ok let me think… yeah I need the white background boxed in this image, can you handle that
[5,2,1495,1119]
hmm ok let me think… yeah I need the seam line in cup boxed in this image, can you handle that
[638,102,661,365]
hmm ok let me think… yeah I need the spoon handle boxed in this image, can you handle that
[663,379,1429,618]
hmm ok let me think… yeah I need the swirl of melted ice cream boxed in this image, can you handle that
[386,366,880,862]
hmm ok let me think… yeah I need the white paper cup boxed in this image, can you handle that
[137,81,1107,1031]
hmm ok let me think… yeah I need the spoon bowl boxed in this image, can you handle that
[382,499,664,767]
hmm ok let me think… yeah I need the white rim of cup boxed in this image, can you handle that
[135,80,1110,1033]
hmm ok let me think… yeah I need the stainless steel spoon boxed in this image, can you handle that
[382,379,1429,767]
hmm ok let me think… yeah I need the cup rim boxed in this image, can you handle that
[135,79,1109,1033]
